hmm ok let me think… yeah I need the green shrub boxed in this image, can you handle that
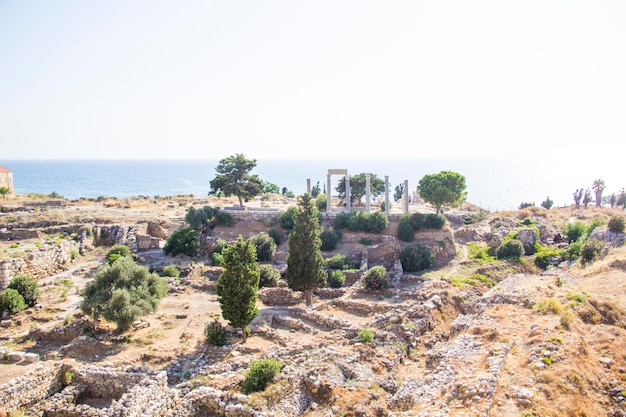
[259,264,281,288]
[215,211,234,226]
[467,243,495,262]
[185,206,219,231]
[357,326,375,343]
[316,194,327,211]
[162,265,180,278]
[380,201,391,212]
[561,221,586,243]
[81,257,168,331]
[8,274,39,307]
[241,358,281,394]
[0,288,27,314]
[422,213,446,229]
[267,228,282,245]
[334,211,389,233]
[495,239,524,260]
[249,232,277,262]
[320,226,342,251]
[106,244,132,264]
[581,239,604,265]
[400,243,435,272]
[397,215,415,242]
[328,270,346,288]
[164,227,198,257]
[204,319,228,346]
[534,243,564,270]
[608,215,625,233]
[363,265,391,290]
[564,241,583,261]
[325,254,355,270]
[278,206,299,229]
[211,252,224,267]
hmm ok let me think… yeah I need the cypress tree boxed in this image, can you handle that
[216,236,260,342]
[285,194,326,306]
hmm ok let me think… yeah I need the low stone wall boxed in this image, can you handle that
[0,240,78,289]
[92,224,163,252]
[258,287,303,306]
[0,361,64,412]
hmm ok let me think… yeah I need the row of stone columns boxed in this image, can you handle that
[305,171,410,215]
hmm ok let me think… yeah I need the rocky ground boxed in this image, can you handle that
[1,195,625,416]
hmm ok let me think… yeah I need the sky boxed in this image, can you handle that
[1,1,625,161]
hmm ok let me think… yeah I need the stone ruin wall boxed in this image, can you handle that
[0,240,78,289]
[0,224,164,289]
[0,362,176,417]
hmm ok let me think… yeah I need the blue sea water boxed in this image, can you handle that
[1,158,623,212]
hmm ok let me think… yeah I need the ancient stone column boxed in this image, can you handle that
[365,174,371,213]
[307,179,311,196]
[404,179,409,213]
[326,174,332,213]
[345,174,351,211]
[384,175,390,216]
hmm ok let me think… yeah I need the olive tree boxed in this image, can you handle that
[216,236,260,342]
[285,194,326,306]
[81,256,168,330]
[209,154,264,207]
[417,171,467,213]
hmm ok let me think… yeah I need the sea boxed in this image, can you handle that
[1,157,624,212]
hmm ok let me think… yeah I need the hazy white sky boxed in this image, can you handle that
[1,1,625,160]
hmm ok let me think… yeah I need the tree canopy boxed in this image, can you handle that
[417,171,467,213]
[216,236,260,342]
[336,173,385,206]
[81,256,168,330]
[209,154,265,207]
[285,193,326,306]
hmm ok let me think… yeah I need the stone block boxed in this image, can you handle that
[7,351,25,362]
[24,353,40,362]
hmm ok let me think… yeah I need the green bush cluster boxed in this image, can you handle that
[328,270,346,288]
[533,243,564,270]
[81,256,168,330]
[400,243,435,272]
[608,215,625,233]
[397,216,415,242]
[162,265,180,278]
[325,254,356,270]
[211,239,229,266]
[205,319,228,346]
[333,211,389,234]
[267,228,282,245]
[397,213,446,242]
[363,265,391,290]
[581,239,604,265]
[320,226,342,251]
[409,213,446,230]
[241,358,281,394]
[0,288,27,314]
[495,239,524,260]
[164,227,198,257]
[7,274,39,307]
[278,206,299,229]
[185,206,219,231]
[250,232,277,262]
[357,326,375,343]
[316,194,327,211]
[259,264,281,288]
[106,244,132,264]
